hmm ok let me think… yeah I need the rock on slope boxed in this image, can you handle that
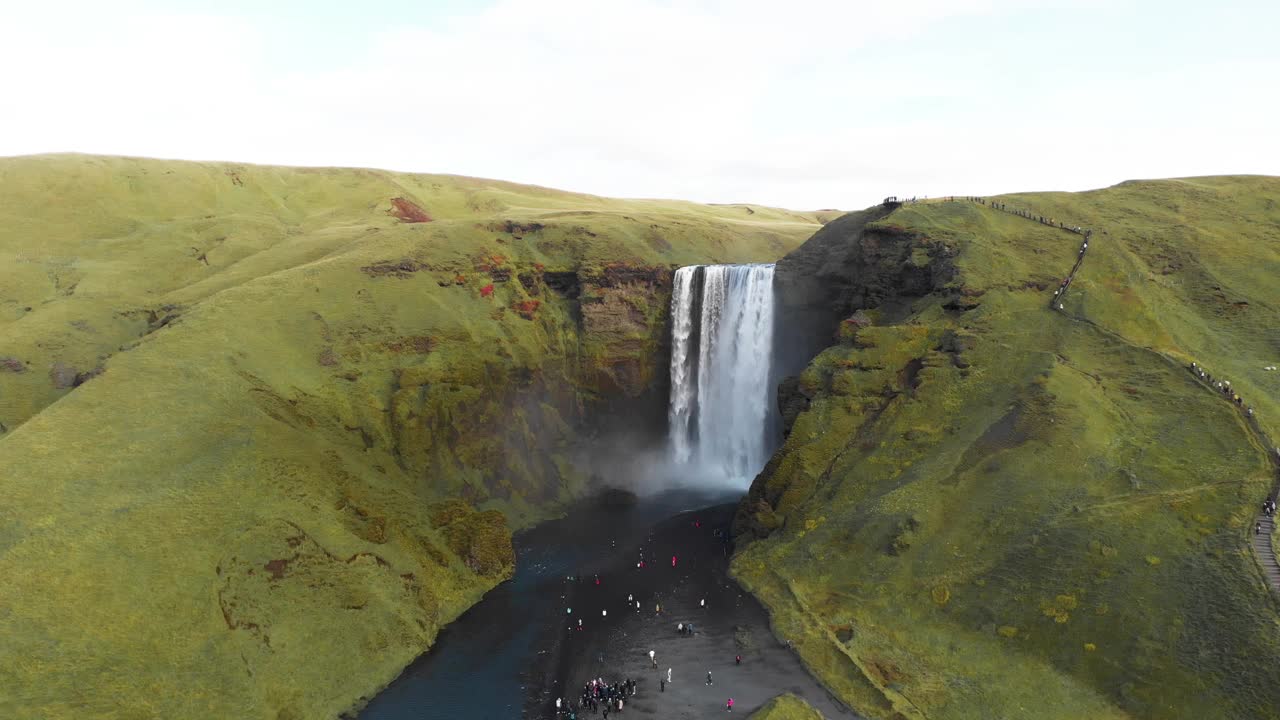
[734,177,1280,719]
[0,154,821,719]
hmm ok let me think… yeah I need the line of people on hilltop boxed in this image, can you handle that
[968,198,1096,307]
[893,194,1095,239]
[888,195,1099,311]
[1190,361,1258,419]
[883,195,935,205]
[1190,361,1279,544]
[967,196,1093,236]
[1051,234,1093,309]
[1258,497,1277,537]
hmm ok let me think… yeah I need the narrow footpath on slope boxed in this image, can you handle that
[951,195,1280,596]
[1253,515,1280,590]
[1186,360,1280,593]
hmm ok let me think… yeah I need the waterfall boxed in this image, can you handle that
[667,264,776,484]
[668,267,699,464]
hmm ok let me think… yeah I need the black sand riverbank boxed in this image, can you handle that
[526,503,859,719]
[361,489,859,719]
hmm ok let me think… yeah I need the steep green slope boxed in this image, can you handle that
[734,178,1280,720]
[751,693,826,719]
[0,154,820,719]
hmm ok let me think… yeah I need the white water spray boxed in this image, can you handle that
[667,264,776,485]
[668,267,699,463]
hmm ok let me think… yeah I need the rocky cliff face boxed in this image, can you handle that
[771,205,954,383]
[381,261,677,515]
[577,264,675,442]
[743,209,960,540]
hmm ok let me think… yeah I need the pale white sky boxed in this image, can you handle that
[1,0,1276,209]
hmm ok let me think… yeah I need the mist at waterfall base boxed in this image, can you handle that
[662,263,779,491]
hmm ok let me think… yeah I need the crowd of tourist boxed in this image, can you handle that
[551,517,743,717]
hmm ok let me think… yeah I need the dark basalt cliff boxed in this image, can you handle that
[770,204,959,434]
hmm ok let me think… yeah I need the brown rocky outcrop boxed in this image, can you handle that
[739,205,960,540]
[576,264,673,439]
[772,206,956,380]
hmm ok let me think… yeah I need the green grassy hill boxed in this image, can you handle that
[750,693,826,719]
[734,177,1280,719]
[0,154,821,719]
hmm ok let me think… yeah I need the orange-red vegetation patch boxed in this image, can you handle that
[474,253,508,273]
[390,197,433,223]
[480,284,495,298]
[513,299,541,320]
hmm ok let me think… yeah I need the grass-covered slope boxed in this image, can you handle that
[750,693,826,719]
[734,177,1280,720]
[0,154,820,719]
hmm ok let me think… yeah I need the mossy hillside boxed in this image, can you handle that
[750,693,826,720]
[734,182,1280,720]
[0,154,819,720]
[0,154,819,432]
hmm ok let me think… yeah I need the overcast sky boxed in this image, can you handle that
[1,0,1276,209]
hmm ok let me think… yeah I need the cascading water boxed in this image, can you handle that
[668,267,700,464]
[667,264,776,485]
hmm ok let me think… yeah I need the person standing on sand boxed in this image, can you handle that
[667,667,673,684]
[727,698,734,712]
[650,649,656,668]
[660,678,666,692]
[706,671,713,686]
[672,554,678,568]
[735,654,741,666]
